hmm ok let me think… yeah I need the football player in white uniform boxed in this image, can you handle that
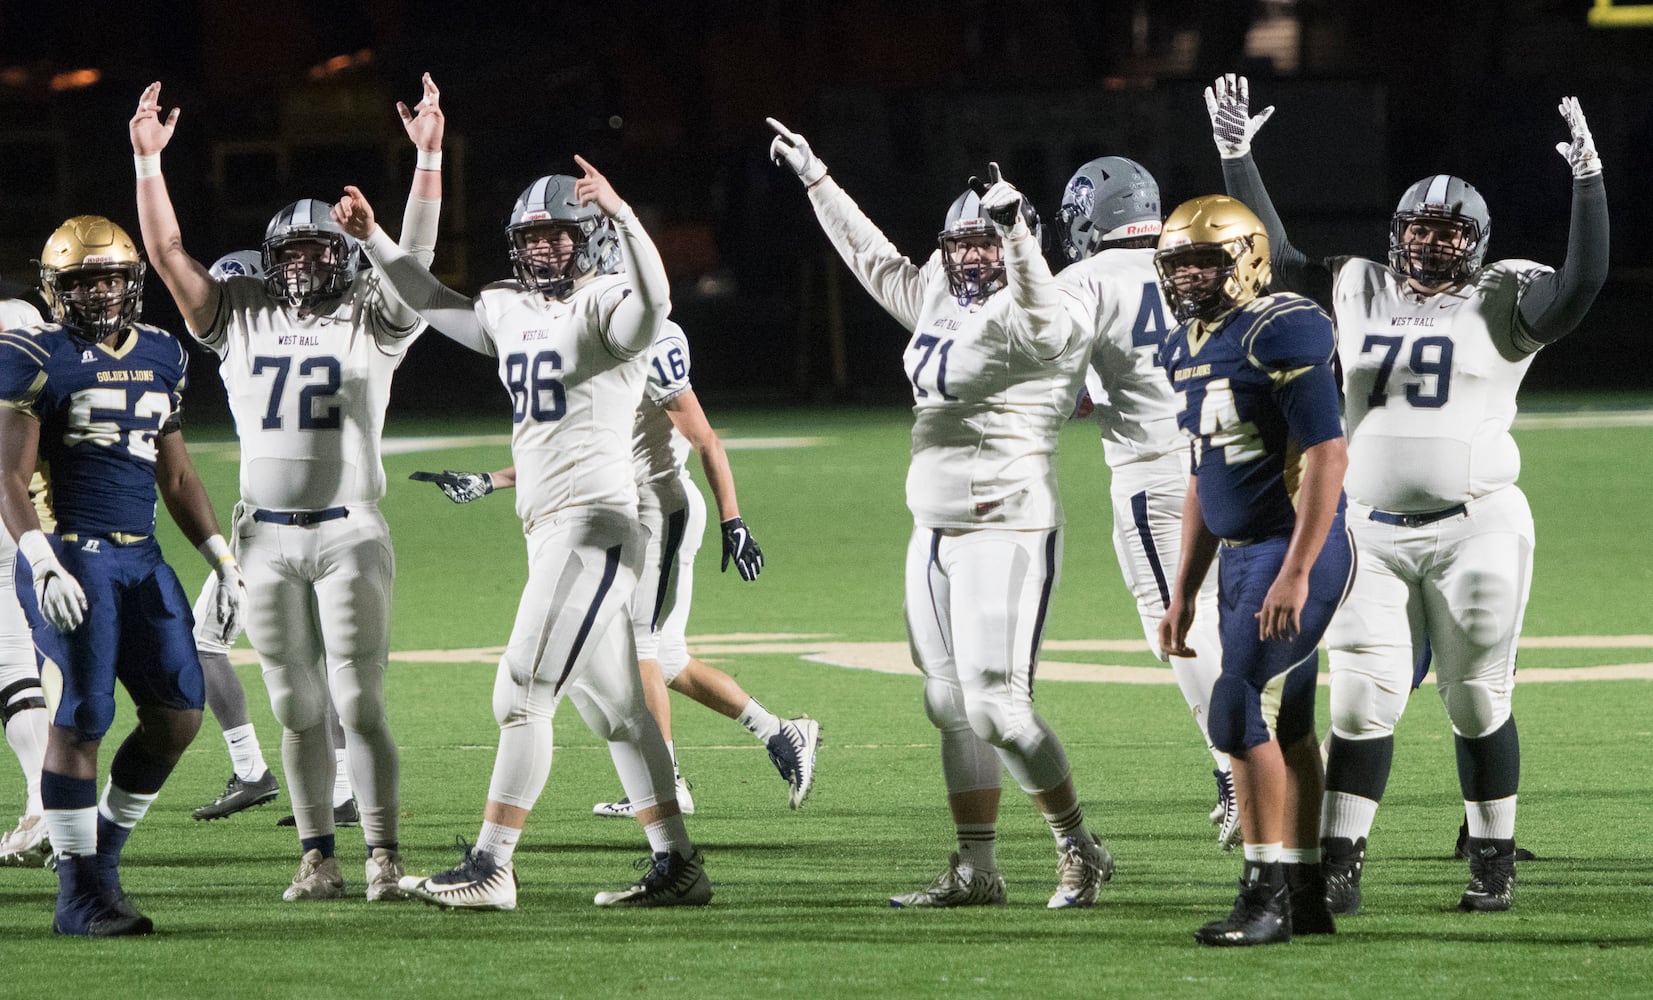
[341,162,710,910]
[770,118,1113,909]
[413,322,821,817]
[185,252,359,829]
[0,294,51,867]
[1054,157,1236,850]
[1210,75,1609,913]
[130,73,446,901]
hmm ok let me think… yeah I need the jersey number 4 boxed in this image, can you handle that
[253,356,342,430]
[1195,378,1263,465]
[1360,335,1452,408]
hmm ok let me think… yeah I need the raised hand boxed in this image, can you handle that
[572,155,626,217]
[130,81,181,156]
[970,162,1026,235]
[331,185,376,241]
[1203,73,1274,159]
[1555,96,1601,178]
[720,517,764,581]
[766,117,828,186]
[398,72,444,153]
[410,470,495,504]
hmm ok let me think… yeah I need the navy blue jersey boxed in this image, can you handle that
[0,323,188,537]
[1161,294,1343,542]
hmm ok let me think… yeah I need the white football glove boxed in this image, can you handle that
[971,162,1029,239]
[1555,96,1601,178]
[1204,73,1275,159]
[198,535,245,645]
[765,117,828,186]
[18,530,86,632]
[410,470,494,504]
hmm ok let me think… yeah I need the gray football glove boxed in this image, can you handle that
[1555,96,1601,178]
[1204,73,1275,159]
[410,470,494,504]
[720,517,763,581]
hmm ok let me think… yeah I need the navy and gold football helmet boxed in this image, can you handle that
[1388,174,1489,288]
[262,200,358,309]
[1153,195,1271,322]
[506,175,614,300]
[39,215,146,340]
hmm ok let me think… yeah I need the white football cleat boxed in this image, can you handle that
[889,853,1007,908]
[767,717,820,809]
[365,847,411,901]
[592,775,695,818]
[400,842,518,911]
[283,848,345,901]
[1048,833,1115,908]
[0,814,50,867]
[593,849,712,907]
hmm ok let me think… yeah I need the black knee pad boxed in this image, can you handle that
[1455,716,1520,801]
[1325,733,1395,800]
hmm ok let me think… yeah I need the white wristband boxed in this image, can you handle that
[197,533,235,572]
[416,149,442,171]
[134,153,161,179]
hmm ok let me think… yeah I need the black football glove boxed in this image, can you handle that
[410,470,494,504]
[720,517,763,581]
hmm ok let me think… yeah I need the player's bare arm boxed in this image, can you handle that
[400,72,444,206]
[1256,436,1347,642]
[130,81,219,334]
[664,390,739,522]
[1160,472,1220,658]
[0,407,44,542]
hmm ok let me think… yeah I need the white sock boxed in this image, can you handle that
[737,699,782,743]
[956,822,998,874]
[477,820,521,866]
[45,805,97,858]
[222,724,268,782]
[1466,795,1517,841]
[100,782,159,828]
[1321,790,1380,842]
[332,747,352,806]
[1243,842,1283,864]
[643,814,693,856]
[4,707,47,815]
[1281,846,1321,865]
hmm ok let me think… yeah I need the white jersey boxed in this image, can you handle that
[808,179,1089,530]
[632,322,694,491]
[472,273,649,527]
[1058,247,1185,467]
[196,273,423,511]
[1332,257,1548,512]
[0,299,43,331]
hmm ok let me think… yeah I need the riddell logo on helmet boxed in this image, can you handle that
[1126,223,1162,236]
[522,211,551,222]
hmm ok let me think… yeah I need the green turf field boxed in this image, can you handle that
[1,398,1649,998]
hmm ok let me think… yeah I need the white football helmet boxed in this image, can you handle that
[209,249,265,281]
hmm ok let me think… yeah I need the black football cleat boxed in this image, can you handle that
[1458,837,1516,912]
[1195,879,1291,947]
[1322,836,1366,915]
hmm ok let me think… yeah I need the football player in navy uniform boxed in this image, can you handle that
[1209,75,1608,914]
[0,216,243,936]
[1155,196,1352,946]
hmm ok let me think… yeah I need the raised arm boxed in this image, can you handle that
[577,156,670,358]
[977,163,1077,361]
[1515,97,1609,347]
[1206,74,1335,310]
[396,72,444,266]
[130,82,220,337]
[334,186,491,354]
[768,117,928,331]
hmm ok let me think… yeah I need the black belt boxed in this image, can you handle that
[1369,504,1466,528]
[253,506,350,527]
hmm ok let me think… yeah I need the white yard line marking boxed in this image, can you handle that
[224,633,1653,680]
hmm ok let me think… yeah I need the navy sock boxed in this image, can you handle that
[301,834,336,859]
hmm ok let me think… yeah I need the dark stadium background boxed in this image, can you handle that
[1,0,1648,422]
